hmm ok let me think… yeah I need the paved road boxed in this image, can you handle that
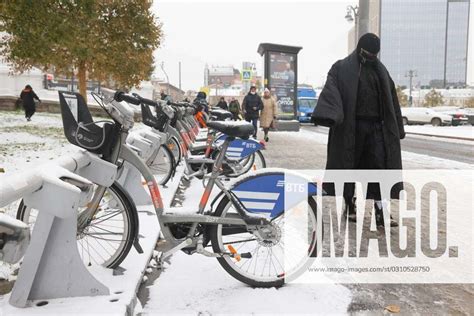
[301,124,474,165]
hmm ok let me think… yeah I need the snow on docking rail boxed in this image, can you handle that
[0,150,116,208]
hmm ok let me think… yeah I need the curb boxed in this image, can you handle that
[406,132,474,142]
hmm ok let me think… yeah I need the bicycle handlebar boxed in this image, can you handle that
[132,93,160,107]
[114,91,141,105]
[169,101,194,108]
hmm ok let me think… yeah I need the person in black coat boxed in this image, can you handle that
[216,97,228,110]
[194,91,209,113]
[312,33,405,228]
[242,86,263,138]
[20,85,41,121]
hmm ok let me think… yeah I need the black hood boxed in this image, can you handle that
[357,33,380,64]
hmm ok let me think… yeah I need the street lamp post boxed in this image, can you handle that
[160,62,170,95]
[405,70,417,107]
[345,5,359,48]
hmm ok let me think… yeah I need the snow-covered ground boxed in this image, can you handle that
[405,125,474,140]
[0,111,181,314]
[0,88,102,106]
[143,252,351,315]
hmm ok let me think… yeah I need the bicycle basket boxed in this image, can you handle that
[59,91,117,156]
[141,104,168,132]
[170,108,178,127]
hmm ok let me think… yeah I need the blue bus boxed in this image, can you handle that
[297,86,318,123]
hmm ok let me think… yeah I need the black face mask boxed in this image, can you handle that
[359,47,378,64]
[356,33,380,64]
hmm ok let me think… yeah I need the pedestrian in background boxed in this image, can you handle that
[216,97,228,110]
[312,33,404,228]
[260,88,277,142]
[160,89,172,102]
[194,91,209,113]
[20,84,41,121]
[242,86,263,139]
[228,97,241,120]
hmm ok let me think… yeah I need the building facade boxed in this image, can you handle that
[352,0,470,88]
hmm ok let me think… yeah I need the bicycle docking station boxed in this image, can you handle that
[0,151,118,308]
[0,214,30,265]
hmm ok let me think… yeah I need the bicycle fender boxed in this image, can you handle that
[215,135,264,160]
[228,170,319,219]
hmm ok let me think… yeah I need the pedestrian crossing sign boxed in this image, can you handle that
[241,69,252,81]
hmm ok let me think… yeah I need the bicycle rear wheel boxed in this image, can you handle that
[16,181,138,269]
[227,150,266,177]
[209,196,318,287]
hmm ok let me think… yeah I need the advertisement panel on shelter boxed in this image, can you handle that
[268,52,296,118]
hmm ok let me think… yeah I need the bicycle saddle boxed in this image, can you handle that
[207,121,254,139]
[209,109,233,121]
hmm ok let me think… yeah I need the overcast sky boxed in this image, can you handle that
[152,0,474,91]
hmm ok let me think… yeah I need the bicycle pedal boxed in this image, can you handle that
[240,252,252,259]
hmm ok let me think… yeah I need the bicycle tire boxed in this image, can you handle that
[16,181,138,269]
[227,150,267,177]
[147,144,175,186]
[168,136,182,166]
[209,195,318,288]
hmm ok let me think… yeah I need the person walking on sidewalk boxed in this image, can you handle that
[228,97,241,120]
[260,88,277,142]
[242,86,263,138]
[312,33,405,228]
[20,85,41,121]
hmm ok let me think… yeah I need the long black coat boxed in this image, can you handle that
[312,52,405,198]
[20,89,40,109]
[242,93,263,119]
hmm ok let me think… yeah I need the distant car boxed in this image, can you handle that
[401,107,452,126]
[297,97,317,123]
[431,106,469,126]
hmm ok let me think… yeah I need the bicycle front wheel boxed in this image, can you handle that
[16,181,138,269]
[167,136,182,166]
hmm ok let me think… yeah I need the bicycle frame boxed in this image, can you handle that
[78,123,263,258]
